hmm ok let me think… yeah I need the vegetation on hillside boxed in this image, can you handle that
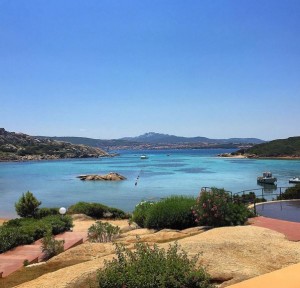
[0,128,108,161]
[97,241,215,288]
[131,196,197,229]
[193,188,254,227]
[67,202,129,219]
[0,192,73,253]
[236,136,300,157]
[131,192,254,229]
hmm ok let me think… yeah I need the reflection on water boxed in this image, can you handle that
[256,201,300,222]
[257,183,278,193]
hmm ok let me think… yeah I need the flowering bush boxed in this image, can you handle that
[193,188,252,227]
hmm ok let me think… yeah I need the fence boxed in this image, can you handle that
[201,186,291,215]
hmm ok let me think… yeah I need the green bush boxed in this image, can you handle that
[15,191,41,218]
[41,230,65,260]
[41,215,73,235]
[0,215,73,253]
[130,200,154,227]
[131,196,196,230]
[144,196,196,230]
[68,202,128,219]
[0,227,33,253]
[88,221,120,243]
[277,184,300,200]
[35,207,60,219]
[97,241,215,288]
[193,188,252,227]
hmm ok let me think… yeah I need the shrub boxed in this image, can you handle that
[277,184,300,200]
[0,227,32,253]
[15,191,41,218]
[41,230,65,260]
[35,207,60,219]
[144,196,197,230]
[68,202,128,219]
[0,215,73,253]
[193,188,252,227]
[97,241,215,288]
[130,200,154,227]
[41,215,73,234]
[88,221,120,243]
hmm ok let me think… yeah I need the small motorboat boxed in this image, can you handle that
[140,155,149,159]
[257,172,277,184]
[289,177,300,184]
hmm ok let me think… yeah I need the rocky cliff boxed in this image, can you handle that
[0,128,109,161]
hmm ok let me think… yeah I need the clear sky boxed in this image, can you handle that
[0,0,299,141]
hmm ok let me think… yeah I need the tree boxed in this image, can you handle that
[15,191,41,218]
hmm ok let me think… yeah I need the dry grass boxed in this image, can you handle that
[0,259,89,288]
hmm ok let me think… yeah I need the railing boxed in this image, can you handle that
[200,186,291,215]
[233,186,290,201]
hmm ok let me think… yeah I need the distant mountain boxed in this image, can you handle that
[0,128,108,161]
[236,136,300,158]
[36,136,137,148]
[39,132,264,150]
[121,132,264,145]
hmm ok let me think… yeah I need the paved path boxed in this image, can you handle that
[0,231,88,278]
[251,216,300,241]
[230,217,300,288]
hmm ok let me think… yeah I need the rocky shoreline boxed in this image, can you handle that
[0,128,109,161]
[218,153,300,160]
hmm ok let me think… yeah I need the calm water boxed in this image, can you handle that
[256,201,300,222]
[0,149,299,218]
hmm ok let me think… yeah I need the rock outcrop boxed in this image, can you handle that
[0,128,109,161]
[12,221,300,288]
[77,172,126,181]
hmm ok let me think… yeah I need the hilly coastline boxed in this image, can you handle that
[0,128,108,161]
[38,132,264,150]
[230,136,300,158]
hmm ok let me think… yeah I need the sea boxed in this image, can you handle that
[0,149,300,218]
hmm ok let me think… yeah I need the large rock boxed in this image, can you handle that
[77,172,126,181]
[12,223,300,288]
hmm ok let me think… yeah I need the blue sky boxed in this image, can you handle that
[0,0,299,140]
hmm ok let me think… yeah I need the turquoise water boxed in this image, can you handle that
[0,149,299,218]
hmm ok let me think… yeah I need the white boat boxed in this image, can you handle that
[257,172,277,184]
[140,155,148,159]
[289,177,300,184]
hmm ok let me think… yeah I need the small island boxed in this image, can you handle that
[77,172,127,181]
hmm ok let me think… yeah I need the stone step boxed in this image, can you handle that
[0,231,87,278]
[0,261,24,278]
[54,233,85,250]
[0,255,39,277]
